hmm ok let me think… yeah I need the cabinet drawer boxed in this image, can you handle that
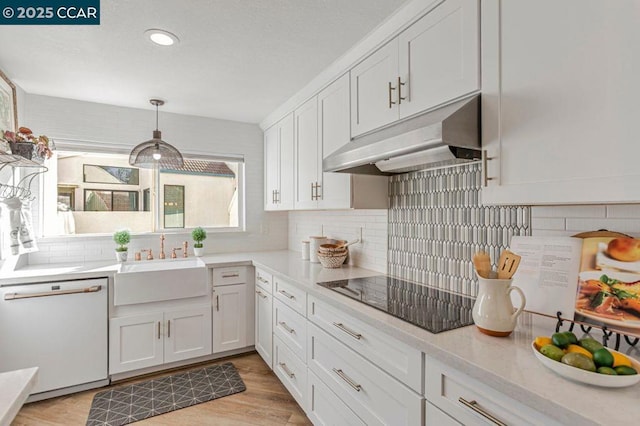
[274,277,306,316]
[308,295,422,393]
[307,369,365,426]
[273,299,307,362]
[425,356,561,426]
[426,401,461,426]
[273,335,306,411]
[255,268,273,294]
[308,322,423,426]
[212,266,247,286]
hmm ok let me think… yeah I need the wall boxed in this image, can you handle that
[20,94,288,264]
[531,205,640,238]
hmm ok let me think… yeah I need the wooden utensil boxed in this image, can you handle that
[473,251,492,278]
[497,250,521,279]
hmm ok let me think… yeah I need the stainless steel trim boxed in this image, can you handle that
[278,289,295,300]
[332,368,362,392]
[279,321,295,334]
[167,319,171,338]
[255,290,267,299]
[4,285,102,301]
[458,398,507,426]
[279,362,295,378]
[332,322,362,340]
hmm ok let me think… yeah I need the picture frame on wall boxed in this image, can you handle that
[0,68,18,154]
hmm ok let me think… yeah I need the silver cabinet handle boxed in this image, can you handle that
[4,284,102,300]
[278,289,295,300]
[157,321,161,340]
[458,398,507,426]
[276,189,280,203]
[167,319,171,338]
[255,290,267,299]
[315,182,322,200]
[332,368,361,392]
[279,362,295,378]
[257,276,269,284]
[397,76,406,104]
[332,322,362,340]
[221,273,240,278]
[482,150,496,187]
[278,321,295,334]
[310,182,315,201]
[388,81,397,108]
[216,295,219,311]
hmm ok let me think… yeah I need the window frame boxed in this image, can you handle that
[83,188,139,212]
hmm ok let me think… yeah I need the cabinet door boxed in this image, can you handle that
[109,312,164,374]
[350,40,399,137]
[317,73,353,209]
[482,0,640,204]
[264,124,280,211]
[278,113,295,209]
[295,97,319,210]
[164,306,212,364]
[212,284,248,353]
[255,288,273,368]
[398,0,479,118]
[307,370,366,426]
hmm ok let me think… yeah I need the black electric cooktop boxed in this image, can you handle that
[317,275,474,334]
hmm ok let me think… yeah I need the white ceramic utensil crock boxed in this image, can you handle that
[472,274,526,337]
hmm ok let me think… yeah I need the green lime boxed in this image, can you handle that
[551,332,570,349]
[593,348,614,368]
[597,366,617,375]
[561,331,578,345]
[540,344,565,362]
[579,338,604,354]
[614,365,638,375]
[561,352,596,372]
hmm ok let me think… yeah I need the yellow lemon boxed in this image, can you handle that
[612,352,632,368]
[566,344,593,359]
[534,336,553,349]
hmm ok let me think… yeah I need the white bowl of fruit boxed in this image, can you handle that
[532,331,640,388]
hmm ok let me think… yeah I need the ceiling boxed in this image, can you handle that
[0,0,407,124]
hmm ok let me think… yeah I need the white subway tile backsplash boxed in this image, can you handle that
[531,217,566,231]
[606,204,640,218]
[565,218,640,236]
[531,205,606,218]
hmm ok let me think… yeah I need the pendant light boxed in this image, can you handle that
[129,99,184,169]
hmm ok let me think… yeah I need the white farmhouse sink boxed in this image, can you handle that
[114,258,208,306]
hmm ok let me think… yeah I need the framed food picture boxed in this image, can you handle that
[0,68,17,154]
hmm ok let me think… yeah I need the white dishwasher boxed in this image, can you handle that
[0,277,109,398]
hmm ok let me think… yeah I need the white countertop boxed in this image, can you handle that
[3,250,639,425]
[0,367,37,426]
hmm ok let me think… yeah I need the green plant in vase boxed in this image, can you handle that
[113,229,131,262]
[191,227,207,257]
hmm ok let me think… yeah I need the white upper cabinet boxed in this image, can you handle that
[294,74,388,210]
[264,113,294,210]
[351,0,479,137]
[481,0,640,204]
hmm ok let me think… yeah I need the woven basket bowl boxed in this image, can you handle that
[317,252,348,268]
[319,244,348,254]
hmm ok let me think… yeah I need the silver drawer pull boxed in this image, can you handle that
[257,276,269,284]
[458,398,507,426]
[222,273,240,278]
[255,290,267,299]
[332,322,362,340]
[332,368,361,392]
[278,289,295,300]
[279,362,295,378]
[4,285,102,300]
[278,321,295,334]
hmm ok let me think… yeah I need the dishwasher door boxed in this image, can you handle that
[0,277,108,394]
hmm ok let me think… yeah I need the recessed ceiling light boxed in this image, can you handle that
[144,29,179,46]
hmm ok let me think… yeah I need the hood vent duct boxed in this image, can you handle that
[323,95,480,175]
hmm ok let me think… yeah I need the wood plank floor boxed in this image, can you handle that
[12,352,312,426]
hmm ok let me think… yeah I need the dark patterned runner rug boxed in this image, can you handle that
[86,362,246,425]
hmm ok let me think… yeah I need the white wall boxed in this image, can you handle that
[531,204,640,238]
[288,209,388,273]
[21,94,288,263]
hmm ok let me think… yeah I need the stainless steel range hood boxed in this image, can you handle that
[323,95,480,175]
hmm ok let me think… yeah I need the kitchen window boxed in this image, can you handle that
[37,145,244,236]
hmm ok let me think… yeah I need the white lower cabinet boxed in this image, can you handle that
[425,356,561,426]
[110,305,212,374]
[425,401,460,426]
[273,299,307,361]
[307,322,423,426]
[255,285,273,368]
[307,369,366,426]
[212,283,248,353]
[273,335,307,410]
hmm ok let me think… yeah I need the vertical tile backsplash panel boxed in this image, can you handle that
[388,163,531,297]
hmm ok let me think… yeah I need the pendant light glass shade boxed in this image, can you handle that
[129,99,184,169]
